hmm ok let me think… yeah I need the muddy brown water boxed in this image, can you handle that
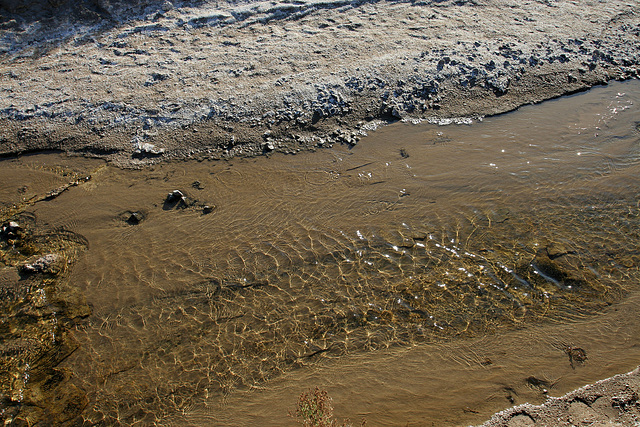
[1,80,640,425]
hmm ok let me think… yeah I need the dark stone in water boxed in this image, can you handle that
[203,205,214,214]
[546,242,577,260]
[531,248,571,285]
[526,375,551,390]
[166,189,184,202]
[127,211,145,225]
[164,189,189,209]
[2,221,20,237]
[45,186,69,200]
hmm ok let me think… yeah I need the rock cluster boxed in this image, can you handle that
[20,253,62,274]
[478,367,640,427]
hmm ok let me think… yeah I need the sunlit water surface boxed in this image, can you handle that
[2,80,640,426]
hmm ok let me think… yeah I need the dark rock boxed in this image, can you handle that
[45,186,69,200]
[530,246,587,289]
[263,142,275,151]
[564,345,588,369]
[145,72,170,86]
[127,211,144,225]
[161,1,173,12]
[526,376,551,390]
[164,189,189,209]
[203,205,214,214]
[486,75,510,95]
[2,221,20,236]
[546,242,577,260]
[166,189,184,202]
[531,249,568,284]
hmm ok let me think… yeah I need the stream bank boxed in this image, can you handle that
[1,0,639,166]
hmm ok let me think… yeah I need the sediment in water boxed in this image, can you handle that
[0,213,92,424]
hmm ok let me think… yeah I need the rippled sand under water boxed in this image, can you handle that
[2,80,640,425]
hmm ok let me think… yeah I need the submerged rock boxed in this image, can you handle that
[21,253,62,275]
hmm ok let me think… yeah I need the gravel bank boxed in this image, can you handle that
[0,0,639,167]
[477,367,640,427]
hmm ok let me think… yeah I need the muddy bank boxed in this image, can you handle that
[1,0,639,166]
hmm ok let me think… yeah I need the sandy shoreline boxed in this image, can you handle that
[1,0,640,425]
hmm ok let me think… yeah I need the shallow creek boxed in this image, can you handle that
[1,80,640,425]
